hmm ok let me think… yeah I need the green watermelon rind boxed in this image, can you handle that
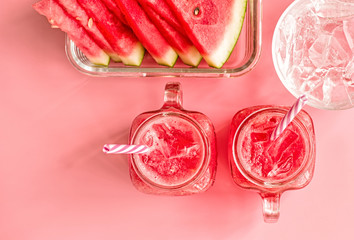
[204,0,248,69]
[152,48,178,67]
[89,49,111,66]
[116,0,178,67]
[121,42,146,66]
[140,4,202,67]
[178,45,202,67]
[203,0,247,69]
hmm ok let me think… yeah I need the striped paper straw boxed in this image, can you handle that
[103,144,149,154]
[270,95,308,141]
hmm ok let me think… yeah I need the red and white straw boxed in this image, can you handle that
[103,144,149,154]
[270,95,308,141]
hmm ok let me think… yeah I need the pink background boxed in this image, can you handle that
[1,0,354,239]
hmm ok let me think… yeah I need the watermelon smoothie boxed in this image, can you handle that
[129,82,216,195]
[229,106,315,222]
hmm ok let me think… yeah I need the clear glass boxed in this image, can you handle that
[228,105,316,222]
[272,0,354,110]
[65,0,262,78]
[129,82,217,195]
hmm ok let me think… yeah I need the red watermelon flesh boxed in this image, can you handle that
[114,0,177,67]
[33,0,110,65]
[138,0,184,35]
[166,0,248,68]
[100,0,128,26]
[77,0,145,66]
[140,4,202,66]
[56,0,121,62]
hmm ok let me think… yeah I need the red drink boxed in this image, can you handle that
[133,115,206,188]
[229,105,315,222]
[129,82,216,195]
[238,110,307,182]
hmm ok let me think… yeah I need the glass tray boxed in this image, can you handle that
[65,0,262,78]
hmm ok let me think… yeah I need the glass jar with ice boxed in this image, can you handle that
[228,105,316,222]
[129,82,217,195]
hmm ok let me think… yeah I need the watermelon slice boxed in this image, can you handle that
[139,2,202,66]
[56,0,121,62]
[77,0,145,66]
[138,0,185,34]
[100,0,129,26]
[114,0,178,67]
[33,0,110,66]
[166,0,248,68]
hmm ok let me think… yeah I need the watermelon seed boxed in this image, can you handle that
[194,7,200,16]
[49,19,59,28]
[88,18,93,28]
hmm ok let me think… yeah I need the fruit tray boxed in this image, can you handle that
[65,0,262,78]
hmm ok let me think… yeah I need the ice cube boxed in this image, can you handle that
[152,122,170,139]
[308,81,325,104]
[309,34,331,67]
[289,66,309,90]
[343,17,354,50]
[251,132,269,142]
[320,67,354,106]
[187,144,200,158]
[300,73,322,93]
[266,128,301,179]
[267,155,294,178]
[308,25,351,69]
[254,154,272,178]
[311,0,354,20]
[282,14,297,42]
[326,25,352,67]
[267,129,299,162]
[322,69,337,104]
[253,142,265,157]
[344,78,354,106]
[321,21,342,33]
[344,57,354,80]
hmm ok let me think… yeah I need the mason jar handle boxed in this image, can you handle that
[260,192,281,223]
[162,82,183,109]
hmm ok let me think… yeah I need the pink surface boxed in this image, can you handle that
[1,0,354,239]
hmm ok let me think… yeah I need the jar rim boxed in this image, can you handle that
[130,111,211,190]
